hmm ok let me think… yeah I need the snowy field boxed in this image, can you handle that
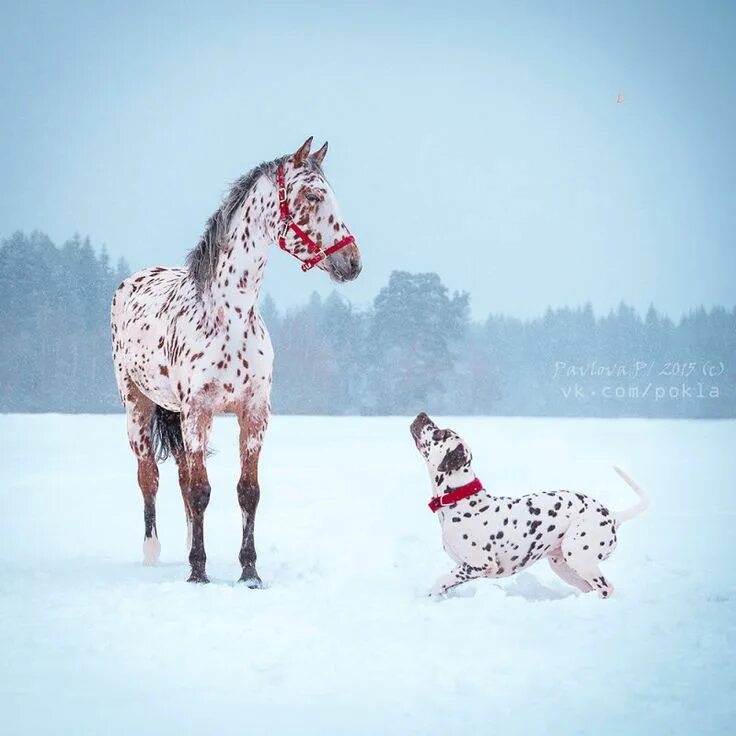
[1,414,735,735]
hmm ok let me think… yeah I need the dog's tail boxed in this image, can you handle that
[612,466,650,525]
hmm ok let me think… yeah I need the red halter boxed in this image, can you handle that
[428,478,484,513]
[276,164,356,272]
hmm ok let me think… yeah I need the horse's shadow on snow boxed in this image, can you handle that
[101,560,275,588]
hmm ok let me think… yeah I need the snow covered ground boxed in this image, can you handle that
[1,414,734,735]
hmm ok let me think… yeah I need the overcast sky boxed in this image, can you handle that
[1,1,734,319]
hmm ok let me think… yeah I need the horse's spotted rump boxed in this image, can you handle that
[111,138,362,583]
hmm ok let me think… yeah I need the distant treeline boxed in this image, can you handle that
[0,232,128,412]
[1,231,734,417]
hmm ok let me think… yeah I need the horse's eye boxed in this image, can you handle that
[305,193,320,203]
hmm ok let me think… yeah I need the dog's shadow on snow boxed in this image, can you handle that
[440,572,576,602]
[494,572,577,601]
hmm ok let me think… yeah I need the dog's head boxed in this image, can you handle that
[410,412,473,485]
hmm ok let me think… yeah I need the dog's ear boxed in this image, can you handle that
[438,444,468,473]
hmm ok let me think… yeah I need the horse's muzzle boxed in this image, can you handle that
[328,243,362,283]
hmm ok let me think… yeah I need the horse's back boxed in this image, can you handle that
[113,265,188,309]
[111,266,191,409]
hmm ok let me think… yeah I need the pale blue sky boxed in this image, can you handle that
[1,0,734,318]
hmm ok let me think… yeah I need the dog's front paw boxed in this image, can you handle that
[428,581,450,598]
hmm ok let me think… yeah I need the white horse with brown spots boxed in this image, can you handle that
[111,138,362,583]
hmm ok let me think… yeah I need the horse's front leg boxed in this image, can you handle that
[180,407,213,583]
[236,407,269,587]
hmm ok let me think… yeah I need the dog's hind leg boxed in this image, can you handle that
[568,563,614,599]
[560,524,616,598]
[548,552,593,593]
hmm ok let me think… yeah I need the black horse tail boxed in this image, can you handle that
[150,405,185,463]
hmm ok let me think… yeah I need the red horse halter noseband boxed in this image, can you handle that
[276,164,355,272]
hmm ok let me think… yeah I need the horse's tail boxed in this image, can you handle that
[150,405,185,463]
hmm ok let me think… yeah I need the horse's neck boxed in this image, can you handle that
[205,177,274,318]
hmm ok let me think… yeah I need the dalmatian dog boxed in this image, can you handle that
[410,412,650,599]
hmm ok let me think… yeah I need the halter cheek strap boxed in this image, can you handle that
[428,478,484,512]
[277,164,355,272]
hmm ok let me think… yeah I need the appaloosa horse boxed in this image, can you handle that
[111,138,362,583]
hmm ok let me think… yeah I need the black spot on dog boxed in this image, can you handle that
[438,444,468,473]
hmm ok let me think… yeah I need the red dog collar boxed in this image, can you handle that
[429,478,484,512]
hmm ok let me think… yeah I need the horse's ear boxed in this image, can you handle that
[312,141,328,166]
[293,136,313,167]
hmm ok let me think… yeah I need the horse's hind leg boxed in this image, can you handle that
[124,383,160,565]
[173,449,192,557]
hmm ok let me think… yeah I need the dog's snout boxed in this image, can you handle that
[410,412,433,439]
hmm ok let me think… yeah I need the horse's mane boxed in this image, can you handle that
[186,154,323,296]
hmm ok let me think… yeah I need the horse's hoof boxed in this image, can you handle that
[142,536,161,566]
[187,571,210,584]
[239,573,263,589]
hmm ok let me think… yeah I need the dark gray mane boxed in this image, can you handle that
[186,155,323,295]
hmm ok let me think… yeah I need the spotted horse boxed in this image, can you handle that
[410,413,650,598]
[111,138,362,583]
